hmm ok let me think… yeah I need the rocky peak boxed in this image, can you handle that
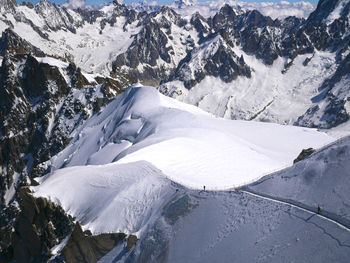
[34,0,81,33]
[0,0,17,13]
[75,8,104,24]
[20,1,34,9]
[110,0,128,16]
[190,12,210,37]
[212,4,236,30]
[112,19,173,85]
[244,10,274,28]
[152,6,185,27]
[307,0,350,25]
[169,36,251,89]
[113,0,123,5]
[99,1,138,30]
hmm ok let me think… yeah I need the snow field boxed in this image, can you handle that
[33,86,335,237]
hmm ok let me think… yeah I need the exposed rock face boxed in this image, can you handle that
[306,0,345,25]
[113,20,171,86]
[293,148,315,164]
[0,53,134,256]
[112,6,187,86]
[159,1,350,128]
[294,0,350,128]
[295,52,350,128]
[211,4,237,31]
[190,12,210,38]
[0,29,44,57]
[0,188,133,263]
[75,8,104,24]
[170,36,251,89]
[34,0,83,33]
[0,0,346,126]
[61,223,126,263]
[0,0,346,92]
[0,187,74,262]
[99,0,140,31]
[0,0,17,13]
[126,235,138,252]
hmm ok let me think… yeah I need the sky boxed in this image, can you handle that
[18,0,319,6]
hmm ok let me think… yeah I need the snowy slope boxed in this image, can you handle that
[31,84,334,236]
[114,134,350,263]
[33,161,175,235]
[243,135,350,226]
[31,86,346,261]
[0,2,140,75]
[142,190,350,263]
[46,85,333,190]
[160,50,337,124]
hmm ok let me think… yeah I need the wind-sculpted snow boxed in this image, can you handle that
[45,85,333,191]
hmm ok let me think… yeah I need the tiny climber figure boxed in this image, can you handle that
[317,205,321,214]
[203,185,206,191]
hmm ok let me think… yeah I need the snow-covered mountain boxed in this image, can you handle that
[132,0,315,20]
[132,135,350,263]
[0,46,134,261]
[160,0,350,129]
[27,86,348,262]
[0,0,350,261]
[0,0,347,129]
[36,85,333,190]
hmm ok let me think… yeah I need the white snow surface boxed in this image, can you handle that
[46,85,333,190]
[35,56,69,68]
[160,49,337,125]
[32,85,334,236]
[33,161,174,235]
[245,135,350,225]
[1,5,141,75]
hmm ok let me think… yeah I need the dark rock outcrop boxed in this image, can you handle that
[168,36,251,89]
[0,0,17,13]
[293,148,315,164]
[61,223,126,263]
[0,28,45,57]
[113,19,173,85]
[34,0,83,33]
[0,187,74,262]
[0,53,134,256]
